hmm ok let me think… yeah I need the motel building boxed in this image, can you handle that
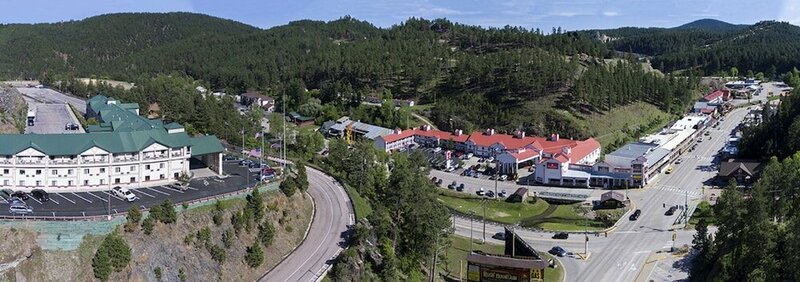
[0,95,224,192]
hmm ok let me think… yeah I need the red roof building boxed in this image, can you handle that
[702,89,725,104]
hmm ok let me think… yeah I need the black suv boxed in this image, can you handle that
[665,206,677,216]
[31,189,49,202]
[552,232,569,240]
[11,191,29,201]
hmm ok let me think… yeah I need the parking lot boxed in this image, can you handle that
[0,159,264,218]
[16,87,87,114]
[25,103,84,134]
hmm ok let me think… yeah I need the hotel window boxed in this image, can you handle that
[115,178,120,184]
[145,165,150,170]
[36,170,42,175]
[52,170,58,175]
[159,163,165,169]
[2,169,7,174]
[19,170,25,175]
[19,180,24,186]
[84,180,89,186]
[84,169,89,174]
[130,166,136,171]
[160,174,165,179]
[115,167,121,173]
[51,180,56,186]
[100,168,105,173]
[68,180,73,186]
[145,176,150,181]
[130,177,136,183]
[68,169,73,175]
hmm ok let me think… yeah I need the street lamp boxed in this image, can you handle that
[469,210,475,252]
[482,198,487,243]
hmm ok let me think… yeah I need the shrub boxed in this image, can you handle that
[160,199,177,224]
[246,188,265,222]
[92,244,112,281]
[124,206,142,232]
[258,221,276,247]
[212,212,223,226]
[179,268,187,282]
[149,205,163,222]
[182,202,189,210]
[196,227,211,248]
[222,228,234,249]
[208,244,227,263]
[231,211,244,234]
[154,267,162,281]
[92,232,131,281]
[280,177,298,197]
[142,216,155,235]
[184,234,193,245]
[245,241,264,268]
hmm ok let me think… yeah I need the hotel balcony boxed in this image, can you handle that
[51,159,79,165]
[143,154,168,161]
[0,159,12,164]
[81,158,109,164]
[16,158,45,165]
[113,156,140,163]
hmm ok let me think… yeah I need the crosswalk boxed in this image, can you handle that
[654,185,702,198]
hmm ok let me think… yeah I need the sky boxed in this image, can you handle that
[0,0,797,31]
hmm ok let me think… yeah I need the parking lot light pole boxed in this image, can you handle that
[469,210,475,252]
[482,199,487,243]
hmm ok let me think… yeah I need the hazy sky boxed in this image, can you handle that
[0,0,797,31]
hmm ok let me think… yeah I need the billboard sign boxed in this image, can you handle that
[546,162,559,170]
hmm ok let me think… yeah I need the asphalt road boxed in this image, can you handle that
[16,87,87,114]
[447,107,748,282]
[261,162,353,282]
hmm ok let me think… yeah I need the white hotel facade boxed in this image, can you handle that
[0,95,223,192]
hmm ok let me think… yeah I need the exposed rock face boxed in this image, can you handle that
[0,87,27,133]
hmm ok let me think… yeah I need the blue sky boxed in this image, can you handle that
[0,0,797,31]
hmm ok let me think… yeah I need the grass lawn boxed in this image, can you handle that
[689,201,715,226]
[439,235,563,282]
[563,102,673,149]
[438,191,549,224]
[344,184,372,220]
[522,204,607,232]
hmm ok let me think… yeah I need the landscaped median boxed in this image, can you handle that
[437,190,623,232]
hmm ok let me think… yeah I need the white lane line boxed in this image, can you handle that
[71,192,92,203]
[100,191,126,202]
[134,188,156,198]
[146,187,170,196]
[0,195,8,204]
[86,192,108,203]
[49,198,60,205]
[185,186,199,191]
[161,186,184,194]
[29,196,43,205]
[56,193,76,204]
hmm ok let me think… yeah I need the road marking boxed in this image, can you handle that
[185,186,198,191]
[29,196,42,205]
[71,192,92,203]
[161,186,184,194]
[146,187,170,196]
[86,192,108,203]
[49,198,60,205]
[134,189,156,198]
[56,193,76,204]
[0,195,8,204]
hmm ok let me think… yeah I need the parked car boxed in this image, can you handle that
[1,189,14,200]
[31,189,49,202]
[498,190,508,198]
[436,179,443,186]
[549,246,567,257]
[492,232,506,240]
[499,175,508,181]
[629,209,642,221]
[433,147,442,153]
[675,158,682,164]
[449,181,457,189]
[64,122,79,130]
[445,167,455,172]
[666,167,673,174]
[704,131,711,136]
[485,190,495,198]
[466,153,473,159]
[9,201,33,216]
[166,183,187,191]
[11,191,29,201]
[552,232,569,240]
[487,157,495,162]
[457,183,465,192]
[112,186,137,202]
[476,188,486,196]
[665,206,677,216]
[239,159,253,166]
[222,155,238,161]
[431,176,438,184]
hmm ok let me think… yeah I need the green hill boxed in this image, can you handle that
[673,19,746,31]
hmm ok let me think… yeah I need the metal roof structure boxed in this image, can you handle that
[328,117,393,140]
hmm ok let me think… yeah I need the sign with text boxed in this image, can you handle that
[546,162,559,170]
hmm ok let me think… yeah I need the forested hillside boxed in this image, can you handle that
[597,20,800,76]
[1,13,700,145]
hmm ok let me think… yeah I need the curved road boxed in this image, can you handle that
[261,164,353,282]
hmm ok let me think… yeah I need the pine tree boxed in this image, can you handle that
[245,241,264,268]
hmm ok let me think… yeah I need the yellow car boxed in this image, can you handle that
[666,167,673,174]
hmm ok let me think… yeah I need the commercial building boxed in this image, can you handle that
[240,91,275,112]
[0,95,223,192]
[327,117,394,141]
[377,126,601,176]
[718,159,765,185]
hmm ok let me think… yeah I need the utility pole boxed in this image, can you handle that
[494,159,499,200]
[482,199,487,243]
[684,190,689,229]
[469,211,475,253]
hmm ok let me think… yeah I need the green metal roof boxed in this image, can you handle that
[0,95,223,157]
[190,135,224,156]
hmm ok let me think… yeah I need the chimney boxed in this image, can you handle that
[394,128,402,135]
[555,134,559,141]
[515,130,525,139]
[422,124,430,131]
[454,129,463,136]
[486,128,495,135]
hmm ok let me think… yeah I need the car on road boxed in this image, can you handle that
[666,167,673,174]
[552,232,569,240]
[697,137,703,142]
[11,191,29,201]
[665,206,677,216]
[704,131,711,136]
[112,186,137,202]
[675,158,682,164]
[31,189,49,202]
[9,200,33,216]
[492,232,506,240]
[457,183,465,192]
[629,209,642,221]
[549,246,567,257]
[476,188,486,196]
[499,190,508,198]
